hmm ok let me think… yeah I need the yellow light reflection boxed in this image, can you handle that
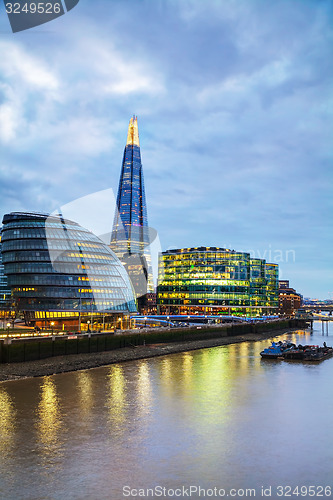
[37,377,62,450]
[77,371,93,417]
[193,348,233,424]
[182,352,194,391]
[160,358,173,394]
[0,387,16,460]
[107,365,126,429]
[136,361,152,418]
[228,342,252,373]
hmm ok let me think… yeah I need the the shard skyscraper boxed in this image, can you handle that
[110,116,154,301]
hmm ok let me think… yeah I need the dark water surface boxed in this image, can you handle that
[0,323,332,500]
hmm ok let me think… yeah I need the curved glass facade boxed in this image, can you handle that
[0,236,11,316]
[1,213,136,321]
[157,247,279,316]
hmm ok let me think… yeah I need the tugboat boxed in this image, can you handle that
[260,341,295,359]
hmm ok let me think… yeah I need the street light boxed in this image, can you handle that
[51,322,55,335]
[87,320,91,333]
[6,322,10,339]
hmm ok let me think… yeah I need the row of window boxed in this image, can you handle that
[159,299,278,308]
[3,220,83,231]
[163,272,250,281]
[163,264,251,272]
[7,274,126,288]
[2,228,98,243]
[12,287,129,299]
[4,262,126,275]
[1,240,110,254]
[162,251,248,261]
[2,251,114,264]
[159,292,254,299]
[19,298,136,312]
[158,286,251,293]
[159,299,252,306]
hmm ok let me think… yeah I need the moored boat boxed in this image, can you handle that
[261,342,333,362]
[260,341,295,359]
[283,344,321,361]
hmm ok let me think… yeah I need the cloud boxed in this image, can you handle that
[0,0,332,298]
[0,40,59,90]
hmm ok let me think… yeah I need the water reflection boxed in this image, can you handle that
[194,348,232,425]
[36,377,63,464]
[77,371,93,417]
[106,365,127,431]
[136,361,153,419]
[181,352,194,391]
[0,386,16,461]
[0,324,332,499]
[160,357,173,394]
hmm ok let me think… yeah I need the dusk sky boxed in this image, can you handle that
[0,0,332,299]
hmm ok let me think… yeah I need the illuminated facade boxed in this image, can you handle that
[110,116,154,301]
[157,247,279,316]
[265,263,279,309]
[1,212,136,329]
[279,280,302,314]
[0,236,11,317]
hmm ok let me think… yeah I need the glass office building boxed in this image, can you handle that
[110,116,154,299]
[1,212,136,329]
[265,263,279,309]
[157,247,279,316]
[0,236,12,318]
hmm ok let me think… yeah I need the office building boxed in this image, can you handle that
[1,212,137,330]
[110,116,154,304]
[0,235,12,319]
[157,247,279,316]
[278,280,302,314]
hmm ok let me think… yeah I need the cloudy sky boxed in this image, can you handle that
[0,0,332,299]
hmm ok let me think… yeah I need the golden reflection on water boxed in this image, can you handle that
[0,386,16,460]
[191,348,234,427]
[107,365,127,429]
[182,352,194,391]
[160,358,173,395]
[199,348,230,385]
[77,371,93,417]
[37,377,62,453]
[136,361,153,419]
[229,342,252,373]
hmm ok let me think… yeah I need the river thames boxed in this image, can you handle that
[0,322,332,500]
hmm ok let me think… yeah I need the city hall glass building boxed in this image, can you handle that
[157,247,278,316]
[1,212,136,330]
[110,116,154,300]
[0,236,11,318]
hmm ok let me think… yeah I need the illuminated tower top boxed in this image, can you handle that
[126,116,140,147]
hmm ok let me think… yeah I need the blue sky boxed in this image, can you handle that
[0,0,332,299]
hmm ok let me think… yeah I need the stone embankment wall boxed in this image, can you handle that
[0,319,306,364]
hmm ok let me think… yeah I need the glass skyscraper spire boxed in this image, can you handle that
[111,116,153,298]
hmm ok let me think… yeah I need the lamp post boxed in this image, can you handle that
[6,322,10,339]
[51,322,54,336]
[87,320,90,333]
[144,316,147,328]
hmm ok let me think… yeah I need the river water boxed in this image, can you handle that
[0,322,332,500]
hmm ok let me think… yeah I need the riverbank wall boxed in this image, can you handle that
[0,318,306,365]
